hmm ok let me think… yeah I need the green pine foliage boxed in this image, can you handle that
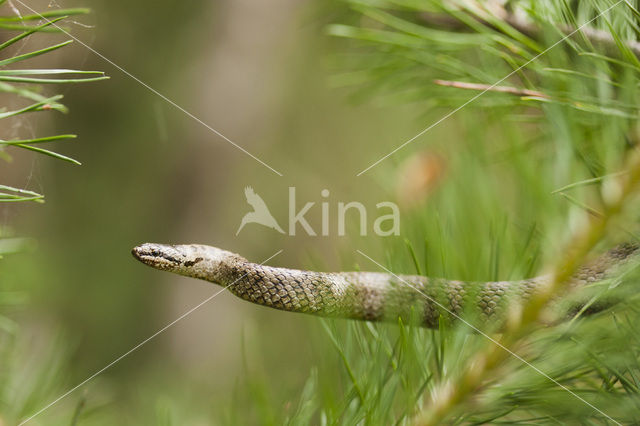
[0,4,106,203]
[0,4,106,425]
[308,0,640,423]
[4,0,640,424]
[0,2,107,260]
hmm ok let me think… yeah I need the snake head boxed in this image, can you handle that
[132,243,243,283]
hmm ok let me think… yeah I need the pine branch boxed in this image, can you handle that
[0,6,107,203]
[419,8,640,58]
[414,145,640,425]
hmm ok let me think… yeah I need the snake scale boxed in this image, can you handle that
[132,242,639,327]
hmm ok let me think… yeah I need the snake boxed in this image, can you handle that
[131,242,639,328]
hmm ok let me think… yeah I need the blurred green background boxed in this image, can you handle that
[3,0,640,424]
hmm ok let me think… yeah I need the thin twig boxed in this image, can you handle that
[433,79,549,98]
[556,192,604,218]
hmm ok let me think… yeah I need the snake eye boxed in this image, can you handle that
[184,257,203,267]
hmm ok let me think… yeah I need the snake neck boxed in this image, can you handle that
[222,262,354,316]
[132,243,357,316]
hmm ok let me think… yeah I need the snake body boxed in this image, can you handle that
[132,243,638,327]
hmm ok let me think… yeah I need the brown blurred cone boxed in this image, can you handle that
[396,151,447,209]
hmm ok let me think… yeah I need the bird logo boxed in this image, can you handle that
[236,186,285,235]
